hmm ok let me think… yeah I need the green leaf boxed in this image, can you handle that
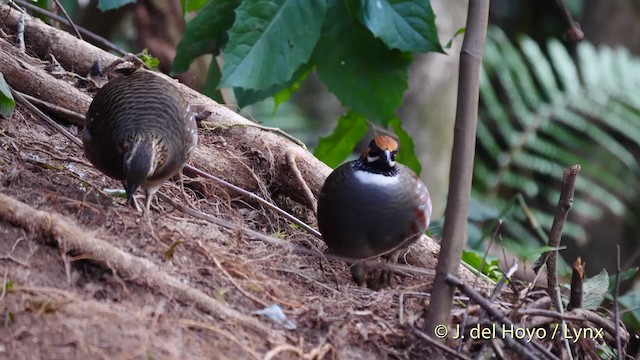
[234,63,312,108]
[202,58,225,103]
[582,269,609,310]
[173,0,241,74]
[220,0,326,90]
[357,0,443,53]
[140,50,160,71]
[0,73,16,118]
[312,0,412,124]
[97,0,135,11]
[619,290,640,330]
[314,111,368,168]
[608,267,638,292]
[180,0,209,13]
[389,117,421,175]
[461,249,502,281]
[444,27,465,50]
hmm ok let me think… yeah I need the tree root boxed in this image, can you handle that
[0,192,282,342]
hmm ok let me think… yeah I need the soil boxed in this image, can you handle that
[0,104,445,359]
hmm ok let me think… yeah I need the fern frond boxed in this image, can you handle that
[474,26,640,254]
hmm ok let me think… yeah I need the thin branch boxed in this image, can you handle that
[424,0,490,335]
[545,165,580,310]
[50,0,82,40]
[613,245,622,359]
[554,0,584,41]
[13,0,125,55]
[446,274,558,360]
[9,86,82,147]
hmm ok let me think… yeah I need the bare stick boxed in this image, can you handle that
[50,0,82,40]
[9,86,82,147]
[424,0,490,334]
[554,0,584,41]
[286,152,317,213]
[13,0,125,55]
[185,164,322,238]
[613,245,622,359]
[445,274,558,360]
[567,257,584,311]
[545,165,580,310]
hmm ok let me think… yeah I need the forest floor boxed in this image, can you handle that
[0,103,463,359]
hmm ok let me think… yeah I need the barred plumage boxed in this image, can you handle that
[83,70,198,212]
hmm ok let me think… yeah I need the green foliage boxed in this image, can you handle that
[139,50,160,71]
[390,117,421,174]
[357,0,443,53]
[461,250,502,281]
[313,111,368,168]
[97,0,135,11]
[0,73,16,118]
[581,269,609,310]
[172,0,241,73]
[473,27,640,253]
[180,0,210,13]
[173,0,442,168]
[221,0,325,89]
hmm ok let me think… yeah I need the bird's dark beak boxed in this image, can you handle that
[382,149,391,164]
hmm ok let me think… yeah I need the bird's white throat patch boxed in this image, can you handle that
[353,169,399,186]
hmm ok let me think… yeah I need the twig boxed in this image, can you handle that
[16,90,85,120]
[9,86,82,147]
[613,245,622,359]
[425,0,490,335]
[553,287,574,360]
[185,165,322,239]
[13,0,125,55]
[411,326,472,360]
[16,12,24,51]
[567,257,584,311]
[458,220,502,352]
[445,274,558,360]
[286,152,317,213]
[554,0,584,41]
[544,165,580,311]
[157,192,436,279]
[50,0,82,40]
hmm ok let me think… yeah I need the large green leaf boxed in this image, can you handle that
[234,63,312,108]
[312,0,412,124]
[97,0,135,11]
[202,59,225,103]
[389,117,421,175]
[314,112,368,168]
[220,0,325,90]
[357,0,443,53]
[172,0,241,73]
[0,73,16,118]
[180,0,209,13]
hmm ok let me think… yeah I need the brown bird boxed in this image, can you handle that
[82,70,198,212]
[317,135,432,287]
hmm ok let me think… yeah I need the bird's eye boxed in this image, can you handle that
[390,152,397,161]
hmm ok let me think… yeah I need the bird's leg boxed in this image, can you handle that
[144,185,162,213]
[178,171,195,208]
[350,263,368,287]
[380,250,402,287]
[123,181,143,212]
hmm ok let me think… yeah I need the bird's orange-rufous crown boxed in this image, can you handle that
[372,135,398,151]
